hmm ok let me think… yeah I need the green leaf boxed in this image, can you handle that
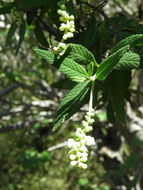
[59,80,89,109]
[87,62,94,76]
[96,45,130,80]
[111,34,143,53]
[53,80,90,131]
[67,43,98,66]
[0,5,13,14]
[59,58,88,82]
[115,51,141,70]
[108,70,131,125]
[34,49,55,64]
[80,16,97,48]
[34,20,49,48]
[5,22,17,46]
[16,21,26,55]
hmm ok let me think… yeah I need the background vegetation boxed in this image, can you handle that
[0,0,143,189]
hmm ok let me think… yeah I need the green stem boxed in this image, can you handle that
[94,61,99,68]
[89,80,95,113]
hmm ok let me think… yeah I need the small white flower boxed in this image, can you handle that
[85,115,90,121]
[75,130,85,138]
[67,32,74,38]
[69,28,75,32]
[75,141,81,147]
[63,33,68,40]
[58,10,69,18]
[67,138,76,148]
[70,161,78,166]
[79,145,88,152]
[63,32,73,40]
[75,131,81,137]
[58,42,67,49]
[59,23,66,31]
[80,156,88,162]
[55,6,75,54]
[61,11,69,19]
[80,139,86,144]
[69,15,74,20]
[85,126,93,132]
[53,47,58,52]
[88,118,95,124]
[76,151,83,158]
[69,20,74,26]
[57,9,63,15]
[78,162,88,169]
[82,163,88,169]
[70,154,76,160]
[76,128,82,132]
[82,120,89,128]
[66,22,71,28]
[81,152,88,157]
[85,136,95,146]
[87,111,95,117]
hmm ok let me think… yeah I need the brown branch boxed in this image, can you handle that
[80,1,111,22]
[0,123,29,133]
[35,15,59,36]
[0,83,20,97]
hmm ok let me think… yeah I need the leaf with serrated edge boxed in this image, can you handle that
[53,80,90,131]
[111,34,143,53]
[115,51,141,70]
[59,58,88,82]
[34,49,55,64]
[54,88,89,131]
[67,43,98,66]
[96,45,130,81]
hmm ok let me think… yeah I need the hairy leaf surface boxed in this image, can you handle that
[59,58,88,82]
[111,34,143,53]
[96,45,130,80]
[115,51,141,70]
[53,80,90,131]
[34,49,55,64]
[67,43,98,66]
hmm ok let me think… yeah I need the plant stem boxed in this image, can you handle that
[89,80,95,113]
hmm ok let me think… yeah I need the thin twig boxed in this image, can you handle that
[35,15,58,36]
[48,142,67,151]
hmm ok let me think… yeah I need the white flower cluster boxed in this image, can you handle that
[53,3,75,55]
[58,9,75,40]
[67,109,95,169]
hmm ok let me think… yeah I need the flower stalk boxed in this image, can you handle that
[67,79,96,169]
[53,2,75,55]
